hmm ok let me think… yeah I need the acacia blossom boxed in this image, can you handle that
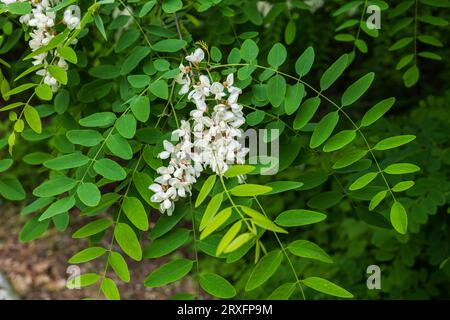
[149,49,248,215]
[2,0,81,91]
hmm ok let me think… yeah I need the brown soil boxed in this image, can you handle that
[0,204,196,300]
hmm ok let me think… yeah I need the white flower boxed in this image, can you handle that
[256,1,272,17]
[63,5,81,30]
[158,140,175,159]
[176,64,192,95]
[189,75,210,101]
[11,0,80,93]
[185,48,205,64]
[210,82,226,100]
[304,0,324,13]
[151,65,249,215]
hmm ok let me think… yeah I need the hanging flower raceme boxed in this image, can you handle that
[2,0,81,91]
[149,48,249,215]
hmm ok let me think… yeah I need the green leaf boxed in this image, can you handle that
[320,54,348,91]
[24,104,42,134]
[268,283,296,300]
[267,75,286,108]
[240,206,287,233]
[123,197,149,231]
[4,83,36,98]
[162,0,183,13]
[216,221,242,256]
[267,43,287,68]
[7,2,32,14]
[43,152,90,170]
[116,114,136,139]
[200,273,236,299]
[72,218,113,238]
[360,97,395,127]
[265,181,304,195]
[310,112,340,148]
[106,134,133,160]
[389,37,413,51]
[195,175,217,208]
[145,259,193,287]
[93,158,127,181]
[89,65,120,79]
[275,209,326,227]
[384,163,420,175]
[120,46,151,74]
[392,181,415,192]
[57,47,77,64]
[245,250,283,291]
[149,79,169,100]
[224,232,253,254]
[48,65,67,85]
[79,112,117,127]
[144,228,190,259]
[397,54,414,70]
[332,150,367,169]
[200,192,223,231]
[66,130,103,147]
[373,135,416,150]
[224,165,255,178]
[68,247,106,264]
[152,39,187,52]
[19,216,49,242]
[418,35,443,47]
[285,19,296,45]
[39,196,75,221]
[293,97,321,130]
[149,205,188,239]
[128,75,150,88]
[0,159,13,173]
[390,201,408,234]
[295,47,315,77]
[115,223,142,261]
[116,29,140,53]
[230,184,272,197]
[77,183,101,207]
[323,130,356,152]
[288,240,333,263]
[94,14,107,41]
[101,278,120,300]
[52,212,69,231]
[131,96,150,122]
[285,83,305,115]
[246,110,265,126]
[47,0,76,12]
[0,178,25,201]
[35,84,53,101]
[341,73,375,107]
[240,39,258,61]
[302,277,353,298]
[200,207,232,240]
[33,176,77,197]
[403,65,419,88]
[109,251,130,283]
[369,190,387,211]
[349,172,378,191]
[418,51,442,61]
[133,172,155,207]
[54,89,70,114]
[66,273,99,289]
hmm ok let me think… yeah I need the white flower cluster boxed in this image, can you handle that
[2,0,81,91]
[149,48,248,215]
